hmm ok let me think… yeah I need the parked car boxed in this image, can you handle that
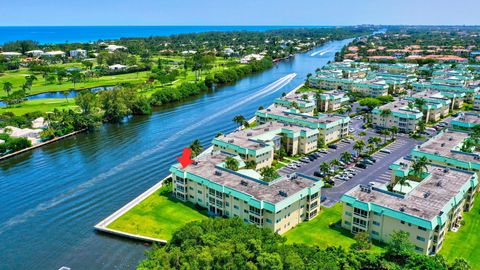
[320,196,327,202]
[328,144,338,149]
[365,156,376,163]
[355,163,367,169]
[362,159,374,165]
[380,149,391,154]
[314,171,323,177]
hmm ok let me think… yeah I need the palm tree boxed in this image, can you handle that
[396,176,411,194]
[358,131,367,137]
[319,162,330,175]
[225,157,239,171]
[62,90,69,102]
[301,94,309,100]
[367,143,376,154]
[69,70,83,89]
[3,81,13,97]
[340,151,352,163]
[390,126,398,140]
[330,158,341,168]
[189,139,203,157]
[412,156,428,179]
[260,166,279,182]
[381,129,391,143]
[418,120,426,133]
[233,115,246,128]
[380,109,392,129]
[244,160,256,169]
[353,140,365,156]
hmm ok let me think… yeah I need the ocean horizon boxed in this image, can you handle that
[0,25,334,45]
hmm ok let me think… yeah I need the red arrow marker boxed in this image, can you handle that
[177,148,194,168]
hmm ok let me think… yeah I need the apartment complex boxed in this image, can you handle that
[411,130,480,172]
[372,100,423,133]
[474,94,480,111]
[255,105,350,144]
[317,91,350,112]
[450,112,480,132]
[405,91,451,122]
[274,92,316,115]
[341,158,477,255]
[212,121,319,169]
[170,151,322,234]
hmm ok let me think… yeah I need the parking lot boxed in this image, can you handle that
[276,117,423,208]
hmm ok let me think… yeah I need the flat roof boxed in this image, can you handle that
[376,99,421,115]
[346,160,475,221]
[451,113,480,126]
[176,152,319,204]
[415,130,479,162]
[259,105,347,125]
[215,121,317,150]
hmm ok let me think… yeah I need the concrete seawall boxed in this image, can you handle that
[93,82,305,243]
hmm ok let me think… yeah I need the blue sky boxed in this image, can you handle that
[1,0,479,26]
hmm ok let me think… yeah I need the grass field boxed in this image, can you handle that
[285,203,384,252]
[107,186,207,241]
[0,69,151,97]
[0,98,78,115]
[440,195,480,266]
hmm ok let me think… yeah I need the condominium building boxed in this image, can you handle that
[170,151,323,234]
[474,94,480,111]
[212,121,319,169]
[405,91,451,122]
[274,92,316,115]
[317,91,350,112]
[413,82,479,101]
[411,130,480,173]
[351,79,389,97]
[372,100,423,133]
[308,76,354,91]
[255,105,350,144]
[450,112,480,132]
[341,158,477,255]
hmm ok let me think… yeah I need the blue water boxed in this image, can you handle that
[0,39,351,270]
[0,26,333,45]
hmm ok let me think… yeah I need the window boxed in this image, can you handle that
[353,208,368,218]
[373,221,380,226]
[417,236,425,242]
[345,211,352,217]
[189,187,193,190]
[198,199,202,202]
[266,218,272,224]
[234,205,239,210]
[225,202,230,207]
[344,221,351,226]
[415,246,424,252]
[353,217,367,227]
[401,220,405,224]
[198,190,202,194]
[418,226,427,231]
[372,230,379,236]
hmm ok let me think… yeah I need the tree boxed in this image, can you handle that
[350,231,372,251]
[340,151,352,163]
[380,129,391,143]
[244,160,256,169]
[353,140,365,156]
[233,115,246,128]
[62,90,69,102]
[449,258,471,270]
[319,162,330,175]
[418,120,426,133]
[225,157,239,171]
[330,158,341,168]
[75,90,97,114]
[367,143,376,153]
[2,81,13,96]
[368,136,381,147]
[390,126,398,139]
[189,139,203,157]
[380,108,392,129]
[260,166,279,182]
[69,70,83,88]
[396,176,411,194]
[411,156,428,179]
[384,231,415,265]
[359,97,382,111]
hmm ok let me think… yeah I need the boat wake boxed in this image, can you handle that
[0,73,297,235]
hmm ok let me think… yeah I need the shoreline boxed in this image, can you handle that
[0,129,87,162]
[93,82,305,243]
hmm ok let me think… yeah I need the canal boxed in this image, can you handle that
[0,38,352,270]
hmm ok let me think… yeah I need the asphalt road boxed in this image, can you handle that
[277,117,423,208]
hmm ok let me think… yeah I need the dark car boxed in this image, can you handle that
[314,171,323,177]
[365,156,376,163]
[309,154,317,160]
[355,163,367,169]
[328,144,338,149]
[320,196,327,202]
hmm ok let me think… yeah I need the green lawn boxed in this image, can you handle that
[0,69,151,97]
[107,186,207,241]
[0,98,78,115]
[285,203,384,252]
[440,195,480,266]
